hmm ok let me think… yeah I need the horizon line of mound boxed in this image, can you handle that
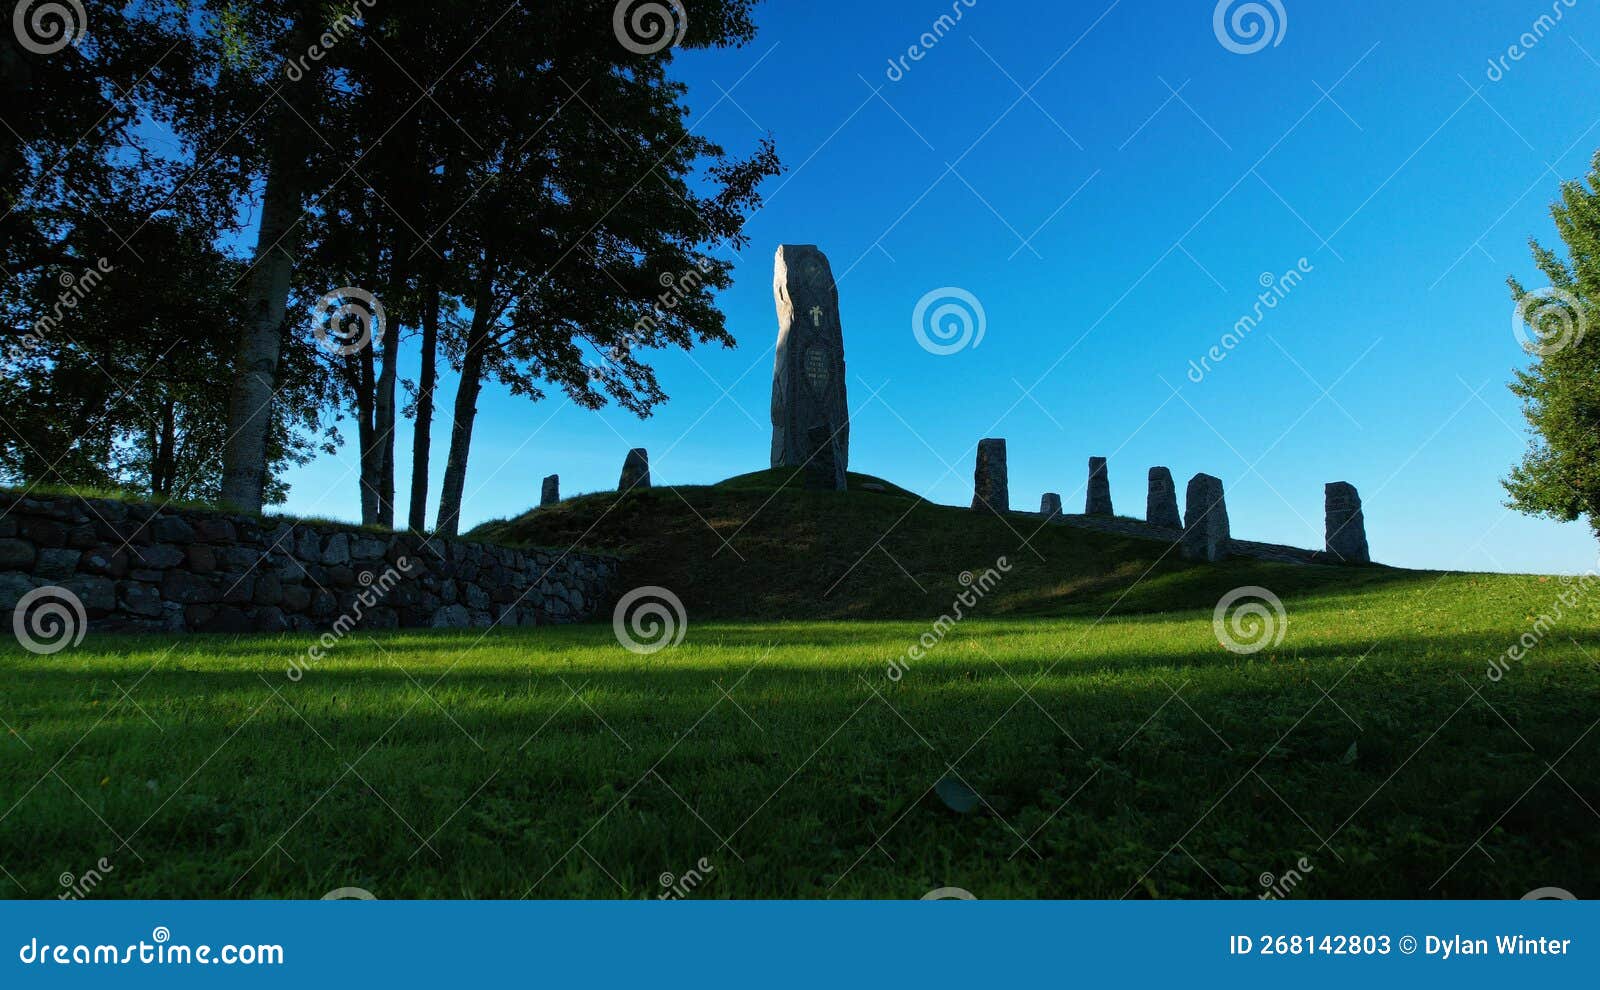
[468,468,1403,623]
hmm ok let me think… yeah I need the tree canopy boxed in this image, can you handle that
[1505,150,1600,544]
[2,0,780,531]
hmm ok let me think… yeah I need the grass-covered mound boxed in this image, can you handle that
[470,467,1409,621]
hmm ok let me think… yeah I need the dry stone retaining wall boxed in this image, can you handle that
[0,492,618,636]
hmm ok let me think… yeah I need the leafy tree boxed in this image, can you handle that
[426,1,781,534]
[1,3,340,504]
[0,210,338,502]
[8,0,780,532]
[1505,150,1600,545]
[220,0,780,533]
[296,6,465,527]
[0,1,199,279]
[181,0,363,512]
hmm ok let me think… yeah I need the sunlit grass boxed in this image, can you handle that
[2,569,1596,899]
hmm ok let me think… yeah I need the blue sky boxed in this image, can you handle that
[279,0,1600,574]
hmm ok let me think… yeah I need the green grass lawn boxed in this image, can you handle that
[2,568,1597,899]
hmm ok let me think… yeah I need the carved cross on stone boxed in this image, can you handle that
[809,305,823,327]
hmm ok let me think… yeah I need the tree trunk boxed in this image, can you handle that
[355,347,379,525]
[374,295,403,529]
[219,144,304,512]
[152,399,176,496]
[409,282,439,532]
[434,287,492,537]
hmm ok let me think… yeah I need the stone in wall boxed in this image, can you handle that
[1325,482,1370,564]
[619,448,650,492]
[1086,457,1113,516]
[1182,473,1230,562]
[1146,467,1181,529]
[541,475,560,507]
[1040,493,1062,519]
[972,439,1009,513]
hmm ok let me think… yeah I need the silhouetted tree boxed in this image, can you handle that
[427,1,780,534]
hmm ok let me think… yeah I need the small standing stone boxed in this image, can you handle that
[1182,473,1230,562]
[1040,493,1062,519]
[1146,467,1181,529]
[1086,457,1113,516]
[972,439,1009,513]
[618,448,650,492]
[540,474,560,507]
[1325,482,1370,564]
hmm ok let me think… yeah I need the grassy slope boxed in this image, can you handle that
[0,573,1595,899]
[1,470,1595,899]
[470,468,1409,621]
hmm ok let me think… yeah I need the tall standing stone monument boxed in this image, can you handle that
[618,448,650,492]
[541,474,560,507]
[1146,467,1181,529]
[1182,473,1230,562]
[1040,493,1062,519]
[972,439,1009,513]
[771,245,849,491]
[1086,457,1113,516]
[1324,482,1370,564]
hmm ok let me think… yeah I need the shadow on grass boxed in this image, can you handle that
[1,623,1595,899]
